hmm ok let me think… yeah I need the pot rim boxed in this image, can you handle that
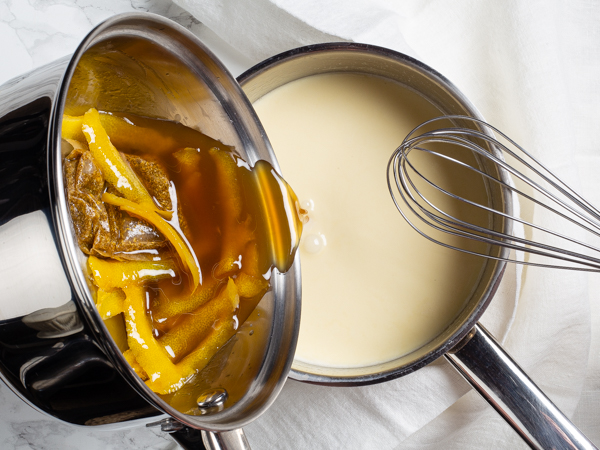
[238,42,511,386]
[48,12,301,430]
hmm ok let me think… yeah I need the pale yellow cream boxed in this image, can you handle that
[253,73,487,368]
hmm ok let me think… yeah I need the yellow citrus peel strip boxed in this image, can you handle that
[80,108,171,220]
[123,280,239,394]
[153,278,217,320]
[123,285,183,393]
[159,279,240,363]
[233,241,269,298]
[88,256,179,289]
[101,193,200,287]
[96,288,126,319]
[62,114,86,142]
[62,112,181,156]
[123,349,149,381]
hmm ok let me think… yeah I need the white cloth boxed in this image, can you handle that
[171,0,600,448]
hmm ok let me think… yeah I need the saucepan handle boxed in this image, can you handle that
[170,427,251,450]
[445,323,597,450]
[201,429,251,450]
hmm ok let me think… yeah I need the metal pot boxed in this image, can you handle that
[0,12,300,448]
[238,43,596,450]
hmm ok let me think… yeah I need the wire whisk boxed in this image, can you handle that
[387,115,600,271]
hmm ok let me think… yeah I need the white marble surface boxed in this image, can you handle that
[0,0,257,82]
[1,0,599,449]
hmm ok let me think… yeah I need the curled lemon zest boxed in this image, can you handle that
[88,256,179,289]
[123,281,239,394]
[101,192,200,288]
[80,108,171,220]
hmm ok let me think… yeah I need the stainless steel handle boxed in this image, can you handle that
[166,425,250,450]
[202,429,251,450]
[445,323,596,450]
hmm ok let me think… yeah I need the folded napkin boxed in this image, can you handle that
[173,0,599,448]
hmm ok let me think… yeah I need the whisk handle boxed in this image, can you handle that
[445,324,596,450]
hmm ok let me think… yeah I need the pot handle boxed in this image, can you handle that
[201,429,251,450]
[169,426,251,450]
[445,323,597,450]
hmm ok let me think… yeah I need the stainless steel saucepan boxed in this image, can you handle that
[0,12,300,449]
[238,44,596,450]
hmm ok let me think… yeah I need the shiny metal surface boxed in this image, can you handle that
[161,425,251,450]
[447,324,597,450]
[202,428,251,450]
[0,11,300,436]
[388,115,598,448]
[0,58,157,426]
[237,44,596,449]
[238,43,509,386]
[159,417,185,433]
[388,115,600,271]
[197,388,229,411]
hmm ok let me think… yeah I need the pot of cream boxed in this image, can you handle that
[238,43,596,450]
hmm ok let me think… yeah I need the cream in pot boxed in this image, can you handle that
[253,72,489,368]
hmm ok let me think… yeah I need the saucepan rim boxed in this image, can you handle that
[47,11,302,431]
[237,42,511,386]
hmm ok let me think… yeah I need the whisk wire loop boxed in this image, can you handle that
[388,115,600,271]
[400,143,600,259]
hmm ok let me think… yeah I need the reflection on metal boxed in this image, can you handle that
[22,301,83,338]
[0,84,156,426]
[83,407,160,426]
[168,426,207,450]
[202,428,251,450]
[197,388,228,413]
[18,342,64,388]
[159,417,185,433]
[446,324,597,450]
[163,426,252,450]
